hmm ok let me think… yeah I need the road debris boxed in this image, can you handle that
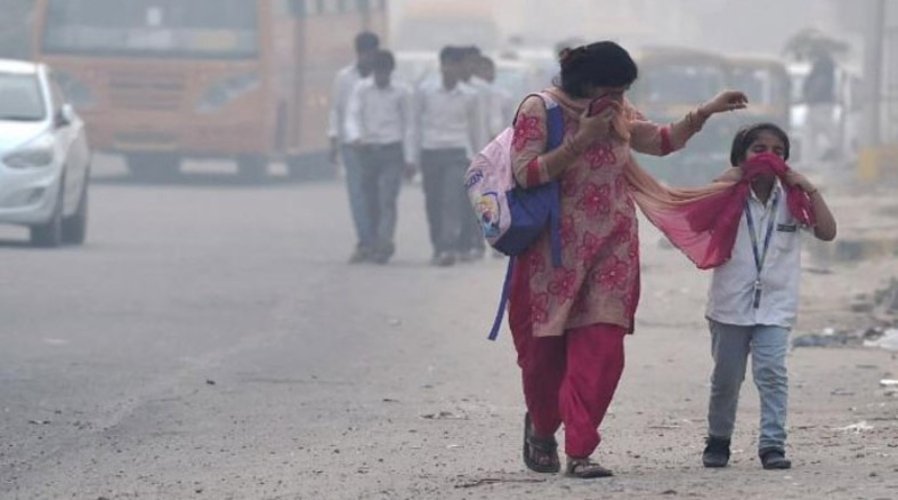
[835,421,874,433]
[864,329,898,351]
[795,278,898,350]
[421,411,468,420]
[455,477,547,489]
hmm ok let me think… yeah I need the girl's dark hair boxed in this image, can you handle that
[557,41,638,98]
[730,123,791,166]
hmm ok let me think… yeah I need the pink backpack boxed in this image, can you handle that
[463,92,565,340]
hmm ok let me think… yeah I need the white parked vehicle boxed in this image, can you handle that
[0,59,90,247]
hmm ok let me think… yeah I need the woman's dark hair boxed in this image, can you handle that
[730,123,791,166]
[557,41,638,98]
[371,50,395,72]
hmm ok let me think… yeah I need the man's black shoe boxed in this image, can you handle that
[760,448,792,470]
[702,436,731,468]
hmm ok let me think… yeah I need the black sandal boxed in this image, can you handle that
[565,458,614,479]
[522,413,560,473]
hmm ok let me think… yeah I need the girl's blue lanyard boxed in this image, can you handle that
[744,189,779,309]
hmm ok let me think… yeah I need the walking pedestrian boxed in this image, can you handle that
[328,31,380,263]
[345,50,415,264]
[346,50,415,264]
[507,41,747,478]
[457,46,490,262]
[700,123,836,470]
[412,47,480,267]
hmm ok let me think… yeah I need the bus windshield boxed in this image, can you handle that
[731,67,788,107]
[641,64,727,105]
[42,0,259,59]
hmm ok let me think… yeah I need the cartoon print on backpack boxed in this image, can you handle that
[476,192,502,238]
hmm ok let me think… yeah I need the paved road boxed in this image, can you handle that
[1,157,896,499]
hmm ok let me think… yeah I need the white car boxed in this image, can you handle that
[0,60,90,247]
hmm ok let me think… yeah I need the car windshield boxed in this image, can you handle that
[42,0,258,59]
[0,73,45,121]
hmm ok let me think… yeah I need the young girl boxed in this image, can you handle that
[702,123,837,470]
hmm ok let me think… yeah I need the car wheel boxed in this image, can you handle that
[62,181,88,245]
[30,183,64,248]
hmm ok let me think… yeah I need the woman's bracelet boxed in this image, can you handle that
[687,109,708,132]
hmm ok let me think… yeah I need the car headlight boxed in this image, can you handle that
[4,134,55,169]
[196,73,260,113]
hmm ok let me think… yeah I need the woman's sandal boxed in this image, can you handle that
[565,458,614,479]
[522,413,560,473]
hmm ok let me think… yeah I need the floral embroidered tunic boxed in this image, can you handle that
[510,88,706,337]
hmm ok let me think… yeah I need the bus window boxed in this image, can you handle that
[42,0,259,59]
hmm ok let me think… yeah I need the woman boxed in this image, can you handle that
[509,41,747,478]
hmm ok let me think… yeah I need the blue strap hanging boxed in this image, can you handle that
[545,104,564,268]
[488,256,516,341]
[488,102,565,341]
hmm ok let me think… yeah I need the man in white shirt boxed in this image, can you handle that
[411,47,481,267]
[344,50,415,265]
[460,46,491,151]
[328,32,379,263]
[474,56,515,139]
[456,46,490,262]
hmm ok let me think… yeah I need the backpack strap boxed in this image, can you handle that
[488,93,565,341]
[535,91,565,149]
[488,256,516,341]
[535,91,564,268]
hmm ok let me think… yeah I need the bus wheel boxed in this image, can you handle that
[126,153,180,181]
[237,155,268,182]
[287,154,334,181]
[286,156,306,180]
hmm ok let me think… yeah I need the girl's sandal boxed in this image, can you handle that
[522,413,560,473]
[565,458,614,479]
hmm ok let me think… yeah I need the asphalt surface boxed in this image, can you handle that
[1,157,896,499]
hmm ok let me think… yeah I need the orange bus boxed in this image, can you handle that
[32,0,387,180]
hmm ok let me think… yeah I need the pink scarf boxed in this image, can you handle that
[627,152,815,269]
[541,88,814,269]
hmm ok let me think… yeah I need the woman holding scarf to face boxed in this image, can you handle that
[507,41,747,478]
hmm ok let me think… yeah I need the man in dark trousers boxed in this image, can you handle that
[411,47,480,267]
[328,32,380,263]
